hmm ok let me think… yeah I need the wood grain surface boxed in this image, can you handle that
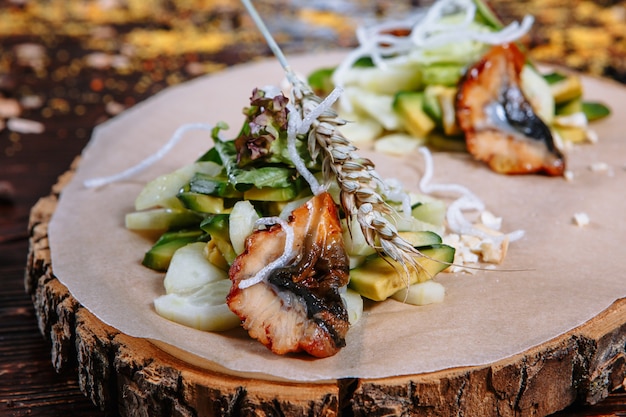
[2,0,626,416]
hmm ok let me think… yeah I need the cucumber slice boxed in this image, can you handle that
[393,91,436,139]
[142,229,207,271]
[154,280,240,332]
[349,244,455,301]
[521,65,555,124]
[473,0,504,30]
[188,173,243,198]
[555,98,583,116]
[163,242,228,295]
[341,288,364,325]
[135,161,223,210]
[397,231,442,247]
[229,200,259,255]
[346,87,403,131]
[420,63,465,87]
[177,192,228,214]
[243,185,298,202]
[125,208,202,231]
[342,216,377,258]
[411,199,447,227]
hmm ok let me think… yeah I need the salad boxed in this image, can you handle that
[308,0,610,175]
[116,0,607,358]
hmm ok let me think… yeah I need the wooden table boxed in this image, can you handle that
[1,1,625,415]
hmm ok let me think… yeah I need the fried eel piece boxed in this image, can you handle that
[227,192,350,358]
[456,43,565,176]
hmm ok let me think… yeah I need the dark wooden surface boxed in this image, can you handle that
[1,1,625,415]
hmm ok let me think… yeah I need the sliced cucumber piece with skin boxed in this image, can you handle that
[188,173,243,199]
[229,200,259,255]
[163,242,228,295]
[555,98,583,116]
[397,231,442,247]
[142,229,207,271]
[154,280,240,332]
[243,185,299,202]
[420,63,465,87]
[341,287,364,325]
[521,65,555,124]
[349,244,455,301]
[342,216,377,258]
[125,208,202,231]
[411,199,447,227]
[135,161,223,211]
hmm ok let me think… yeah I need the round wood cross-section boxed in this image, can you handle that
[25,166,626,417]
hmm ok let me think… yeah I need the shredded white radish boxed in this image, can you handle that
[237,217,296,289]
[382,178,412,218]
[83,122,215,188]
[417,147,524,244]
[332,0,533,90]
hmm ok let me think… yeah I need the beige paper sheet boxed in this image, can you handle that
[49,51,626,381]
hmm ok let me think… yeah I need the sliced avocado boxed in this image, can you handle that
[545,72,583,104]
[553,125,587,143]
[142,229,207,271]
[393,91,436,139]
[427,132,467,153]
[177,192,229,214]
[349,244,455,301]
[555,98,583,116]
[420,64,465,87]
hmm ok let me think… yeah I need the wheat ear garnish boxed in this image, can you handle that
[241,0,429,276]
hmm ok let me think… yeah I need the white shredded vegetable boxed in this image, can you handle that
[332,0,534,90]
[417,147,524,244]
[237,217,296,289]
[83,122,215,189]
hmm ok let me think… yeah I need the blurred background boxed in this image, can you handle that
[0,0,625,209]
[0,0,625,415]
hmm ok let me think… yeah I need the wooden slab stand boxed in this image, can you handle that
[26,165,626,417]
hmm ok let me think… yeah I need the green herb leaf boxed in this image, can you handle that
[582,101,611,121]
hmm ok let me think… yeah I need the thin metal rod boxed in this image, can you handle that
[240,0,295,80]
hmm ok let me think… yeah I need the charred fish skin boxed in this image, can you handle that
[227,192,351,358]
[456,43,565,176]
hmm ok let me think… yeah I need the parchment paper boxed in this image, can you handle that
[49,51,626,381]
